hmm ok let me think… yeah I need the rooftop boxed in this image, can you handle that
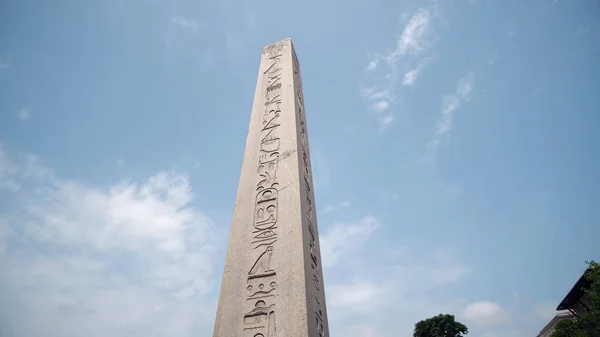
[556,267,592,311]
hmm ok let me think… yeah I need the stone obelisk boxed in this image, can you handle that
[212,38,329,337]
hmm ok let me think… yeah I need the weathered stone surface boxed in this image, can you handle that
[212,38,329,337]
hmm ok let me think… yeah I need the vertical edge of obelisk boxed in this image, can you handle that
[291,39,331,337]
[275,38,313,337]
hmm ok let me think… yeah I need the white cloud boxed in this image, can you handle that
[170,15,201,35]
[426,71,475,157]
[361,6,439,131]
[328,283,386,310]
[370,100,391,114]
[395,9,431,57]
[381,8,434,72]
[312,148,331,188]
[326,240,471,335]
[366,89,393,101]
[18,108,30,121]
[320,216,380,268]
[361,87,395,117]
[464,301,507,325]
[377,114,395,134]
[456,74,474,101]
[366,60,378,72]
[482,333,500,337]
[0,148,219,337]
[533,301,558,320]
[350,325,387,337]
[436,95,460,136]
[322,201,351,214]
[402,66,422,86]
[0,146,20,192]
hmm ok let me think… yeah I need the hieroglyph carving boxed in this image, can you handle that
[293,51,328,337]
[244,42,285,337]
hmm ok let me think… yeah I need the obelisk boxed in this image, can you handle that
[212,38,329,337]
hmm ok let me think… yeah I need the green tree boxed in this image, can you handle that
[552,260,600,337]
[413,314,468,337]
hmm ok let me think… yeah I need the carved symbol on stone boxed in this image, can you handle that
[267,71,282,91]
[259,152,279,164]
[257,171,277,188]
[315,309,325,337]
[263,112,281,129]
[257,159,278,187]
[244,301,277,337]
[254,188,278,230]
[248,286,275,300]
[248,246,275,279]
[263,54,282,74]
[265,93,281,107]
[252,228,277,250]
[260,138,280,154]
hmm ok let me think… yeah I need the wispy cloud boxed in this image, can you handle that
[0,146,20,192]
[463,301,508,325]
[0,60,9,69]
[426,71,475,158]
[365,60,378,72]
[18,108,30,121]
[328,282,387,312]
[488,49,500,66]
[403,64,423,86]
[361,5,440,131]
[325,221,472,335]
[221,8,259,66]
[322,201,351,214]
[170,15,201,35]
[312,148,331,188]
[532,301,559,321]
[376,114,395,134]
[163,15,218,72]
[320,216,380,268]
[393,9,432,58]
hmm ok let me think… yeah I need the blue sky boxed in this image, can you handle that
[0,0,598,336]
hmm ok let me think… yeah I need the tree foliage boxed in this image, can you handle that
[413,314,468,337]
[552,260,600,337]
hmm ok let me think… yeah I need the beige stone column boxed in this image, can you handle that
[212,38,329,337]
